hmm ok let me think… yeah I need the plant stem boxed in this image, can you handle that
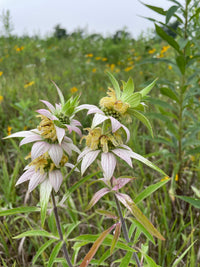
[51,191,73,267]
[114,195,141,267]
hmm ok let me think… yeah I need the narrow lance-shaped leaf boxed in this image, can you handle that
[32,239,56,265]
[143,3,166,15]
[134,178,170,204]
[95,209,118,220]
[130,150,167,176]
[124,92,141,107]
[116,192,165,240]
[166,5,179,24]
[86,188,110,211]
[110,222,121,255]
[176,195,200,209]
[106,71,121,99]
[122,77,134,98]
[47,241,64,267]
[80,224,116,267]
[155,24,181,53]
[40,180,52,227]
[128,109,153,137]
[0,206,40,217]
[51,81,65,106]
[13,230,58,239]
[119,251,133,267]
[140,78,158,98]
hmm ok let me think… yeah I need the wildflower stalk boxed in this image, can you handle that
[51,191,73,267]
[114,195,141,267]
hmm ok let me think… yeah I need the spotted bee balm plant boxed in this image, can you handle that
[3,73,169,266]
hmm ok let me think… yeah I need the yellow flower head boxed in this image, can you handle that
[70,86,78,94]
[100,88,130,115]
[0,71,3,76]
[148,48,156,54]
[81,127,102,150]
[24,81,35,88]
[124,66,133,72]
[7,126,12,135]
[16,46,24,52]
[37,115,57,142]
[85,53,93,58]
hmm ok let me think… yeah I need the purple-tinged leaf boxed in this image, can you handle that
[95,209,118,220]
[86,188,110,210]
[112,177,135,191]
[79,224,116,267]
[110,222,121,255]
[116,192,165,240]
[40,100,55,112]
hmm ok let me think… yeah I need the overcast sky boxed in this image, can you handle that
[1,0,183,38]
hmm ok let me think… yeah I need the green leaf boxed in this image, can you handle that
[119,251,133,267]
[128,218,155,244]
[110,223,121,255]
[140,78,158,97]
[176,196,200,209]
[53,120,66,129]
[48,241,63,267]
[134,178,170,204]
[171,241,196,267]
[95,209,118,219]
[52,81,65,106]
[143,253,160,267]
[123,77,134,97]
[13,230,57,239]
[130,150,167,176]
[143,3,166,15]
[116,193,165,240]
[166,5,179,24]
[80,225,116,267]
[160,87,179,102]
[0,206,40,217]
[40,180,52,227]
[128,109,153,137]
[106,71,121,99]
[176,55,186,75]
[73,234,136,252]
[32,239,56,265]
[125,92,141,107]
[155,24,180,53]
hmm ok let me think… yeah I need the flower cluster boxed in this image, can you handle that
[77,72,164,181]
[4,82,81,193]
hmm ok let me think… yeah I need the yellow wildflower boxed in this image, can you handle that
[148,48,156,54]
[16,46,24,52]
[161,45,170,53]
[102,57,108,61]
[85,53,93,58]
[168,65,172,70]
[95,57,101,60]
[124,66,133,72]
[175,174,179,181]
[0,71,3,76]
[92,68,97,73]
[110,64,115,71]
[7,126,12,135]
[70,86,78,93]
[24,81,35,88]
[23,126,28,130]
[0,95,3,103]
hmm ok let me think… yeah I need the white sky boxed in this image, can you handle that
[0,0,183,38]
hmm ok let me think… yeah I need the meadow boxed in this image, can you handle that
[0,2,200,266]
